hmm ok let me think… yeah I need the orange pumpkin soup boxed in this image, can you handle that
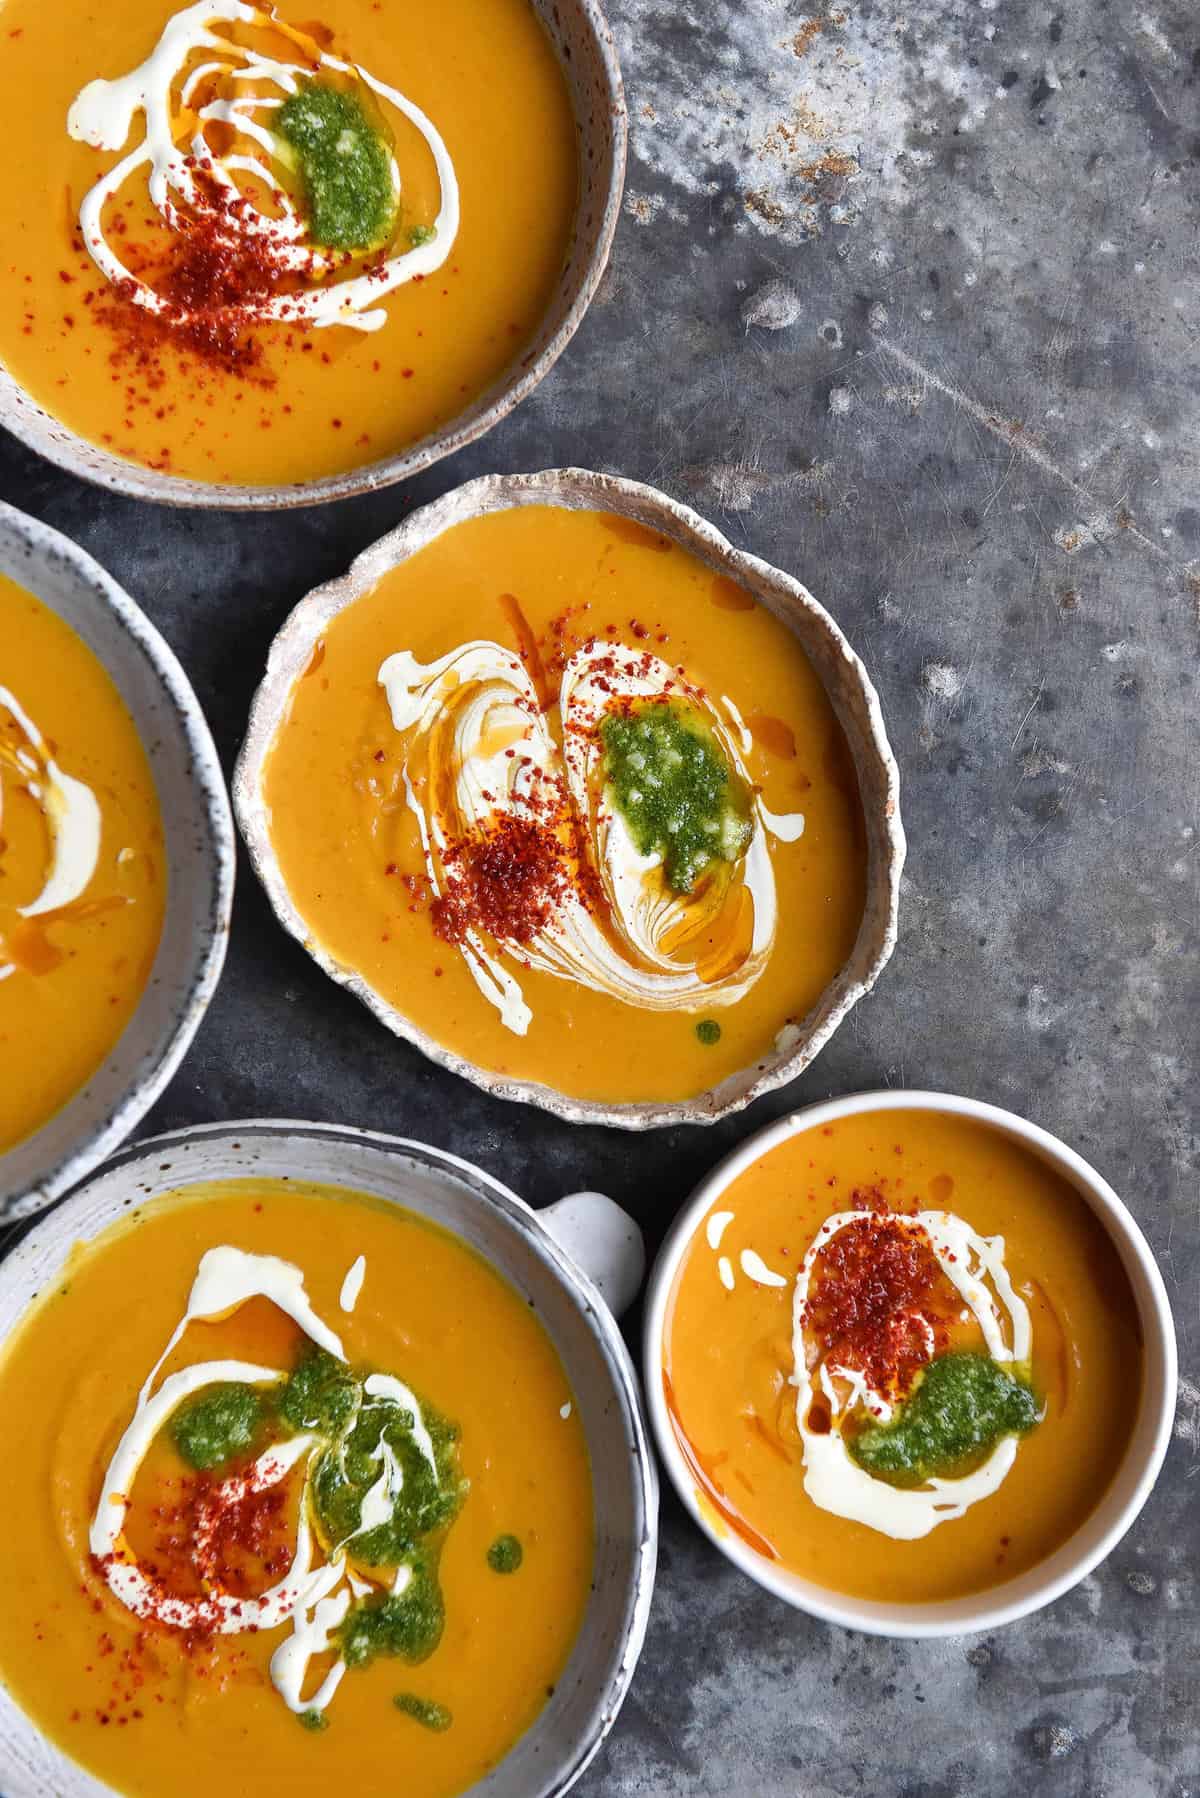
[261,505,869,1106]
[0,574,165,1151]
[663,1109,1143,1603]
[0,0,577,485]
[0,1179,593,1796]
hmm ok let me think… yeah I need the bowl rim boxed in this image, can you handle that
[641,1086,1179,1638]
[0,1116,659,1798]
[0,502,236,1218]
[231,465,906,1130]
[0,0,627,511]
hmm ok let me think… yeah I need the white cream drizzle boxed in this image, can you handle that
[378,639,805,1036]
[67,0,459,334]
[90,1245,443,1718]
[705,1209,735,1251]
[0,686,102,979]
[740,1248,787,1288]
[339,1253,366,1313]
[789,1209,1034,1540]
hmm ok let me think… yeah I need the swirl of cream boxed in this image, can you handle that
[67,0,459,333]
[90,1245,441,1718]
[0,686,101,982]
[789,1210,1033,1540]
[378,638,805,1036]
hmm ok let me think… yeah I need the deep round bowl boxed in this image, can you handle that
[0,1118,657,1797]
[233,467,905,1130]
[0,503,234,1219]
[643,1089,1177,1637]
[0,0,625,509]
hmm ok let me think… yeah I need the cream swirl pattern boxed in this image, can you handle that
[790,1210,1034,1541]
[378,638,806,1037]
[91,1245,452,1719]
[67,0,460,334]
[0,687,102,982]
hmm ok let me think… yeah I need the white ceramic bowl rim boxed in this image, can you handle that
[0,0,627,510]
[0,1118,658,1798]
[643,1087,1178,1639]
[0,502,235,1218]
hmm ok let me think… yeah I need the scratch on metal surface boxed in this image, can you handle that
[874,340,1196,585]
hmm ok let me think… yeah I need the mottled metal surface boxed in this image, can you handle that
[1,0,1197,1792]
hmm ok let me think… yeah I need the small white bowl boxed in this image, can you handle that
[643,1089,1177,1638]
[0,503,235,1218]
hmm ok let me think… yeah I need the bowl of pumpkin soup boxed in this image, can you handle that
[646,1091,1176,1637]
[0,1118,656,1798]
[0,0,623,505]
[0,503,233,1218]
[234,469,904,1127]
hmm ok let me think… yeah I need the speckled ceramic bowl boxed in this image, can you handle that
[0,1,625,509]
[0,1118,657,1798]
[233,467,905,1130]
[0,503,234,1219]
[644,1090,1178,1638]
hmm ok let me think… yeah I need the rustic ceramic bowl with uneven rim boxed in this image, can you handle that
[0,503,235,1219]
[0,1118,658,1798]
[643,1090,1178,1639]
[0,1,625,510]
[233,466,906,1130]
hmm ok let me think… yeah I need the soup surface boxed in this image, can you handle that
[0,1179,593,1797]
[663,1109,1143,1603]
[0,575,165,1151]
[263,504,868,1106]
[0,0,577,485]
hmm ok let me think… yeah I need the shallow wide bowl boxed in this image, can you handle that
[0,503,234,1219]
[233,467,905,1130]
[0,1,625,510]
[0,1118,657,1798]
[643,1089,1177,1638]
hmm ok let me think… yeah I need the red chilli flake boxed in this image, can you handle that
[432,815,575,947]
[800,1193,952,1396]
[96,163,311,381]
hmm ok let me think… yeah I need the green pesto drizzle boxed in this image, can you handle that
[395,1693,453,1731]
[600,700,751,894]
[298,1708,330,1733]
[487,1533,523,1574]
[170,1381,268,1470]
[276,81,397,250]
[849,1351,1040,1486]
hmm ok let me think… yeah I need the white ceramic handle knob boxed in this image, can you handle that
[540,1190,646,1320]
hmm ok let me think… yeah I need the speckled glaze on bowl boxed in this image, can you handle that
[0,1118,657,1798]
[644,1090,1178,1639]
[233,467,905,1131]
[0,503,234,1219]
[0,0,625,510]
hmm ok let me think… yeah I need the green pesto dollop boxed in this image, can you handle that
[849,1351,1040,1486]
[276,81,397,250]
[395,1693,453,1731]
[695,1019,722,1046]
[339,1551,446,1668]
[486,1533,523,1574]
[600,700,751,894]
[298,1708,330,1733]
[170,1381,267,1470]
